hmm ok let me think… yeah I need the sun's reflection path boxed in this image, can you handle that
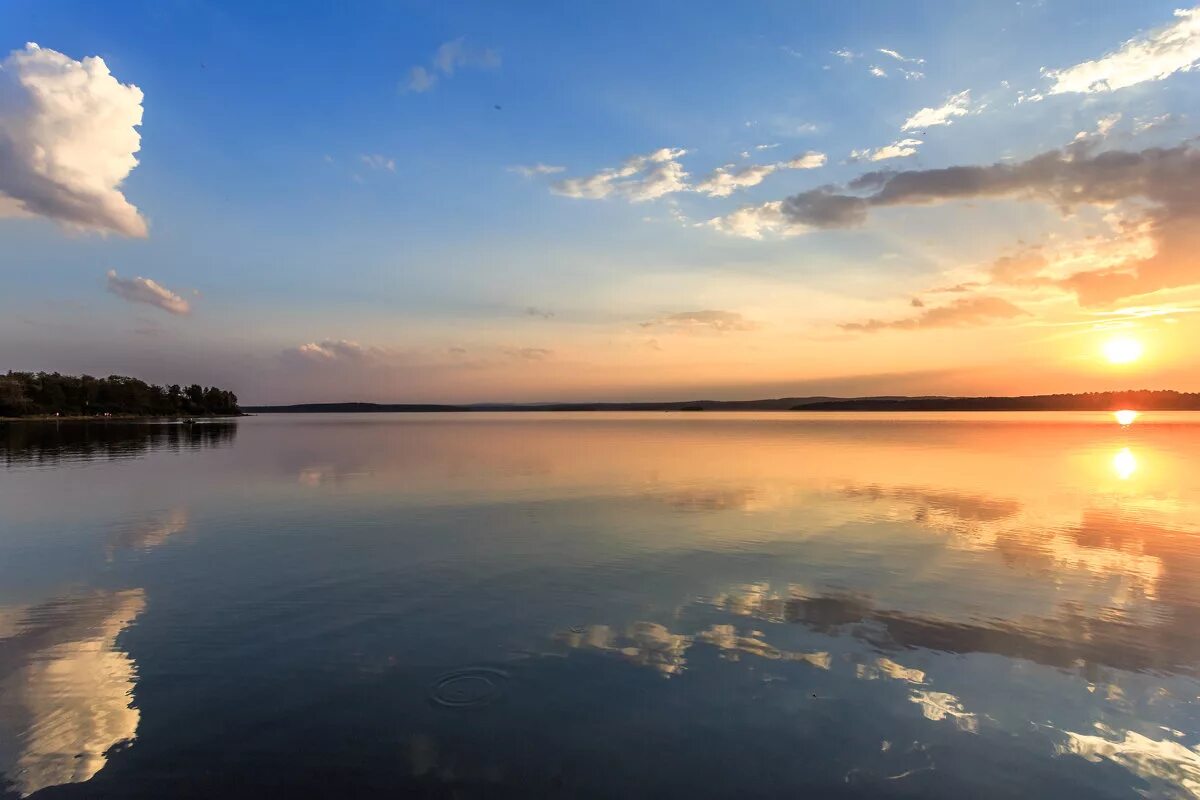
[1113,448,1138,480]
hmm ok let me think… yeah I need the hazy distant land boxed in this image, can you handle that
[244,390,1200,413]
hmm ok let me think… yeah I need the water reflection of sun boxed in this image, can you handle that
[1113,409,1139,426]
[1113,448,1138,480]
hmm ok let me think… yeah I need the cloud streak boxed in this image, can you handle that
[0,43,147,237]
[841,296,1029,332]
[639,310,757,332]
[552,147,689,202]
[901,90,971,131]
[1045,7,1200,94]
[402,37,500,93]
[709,139,1200,306]
[105,270,190,315]
[695,152,826,198]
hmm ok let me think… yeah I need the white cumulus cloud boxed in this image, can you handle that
[105,270,190,315]
[0,43,147,237]
[552,147,689,202]
[508,163,565,178]
[901,90,972,131]
[1045,7,1200,94]
[402,37,500,93]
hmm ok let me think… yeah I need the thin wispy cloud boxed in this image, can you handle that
[841,296,1029,332]
[639,310,758,332]
[402,37,500,93]
[901,90,971,131]
[850,138,923,162]
[878,48,925,64]
[0,44,146,237]
[694,151,825,198]
[509,163,566,178]
[359,154,396,172]
[552,148,689,202]
[106,270,190,315]
[1045,6,1200,94]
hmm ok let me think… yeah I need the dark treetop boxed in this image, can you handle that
[0,372,240,418]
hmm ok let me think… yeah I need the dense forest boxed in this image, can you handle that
[0,372,240,418]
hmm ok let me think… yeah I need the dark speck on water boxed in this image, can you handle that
[2,411,1200,799]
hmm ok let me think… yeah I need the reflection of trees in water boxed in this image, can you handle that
[0,422,237,467]
[0,590,144,797]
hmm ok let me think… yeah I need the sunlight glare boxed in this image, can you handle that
[1112,448,1138,480]
[1113,409,1139,426]
[1103,336,1144,365]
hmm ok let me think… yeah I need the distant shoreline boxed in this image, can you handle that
[0,414,246,423]
[242,391,1200,414]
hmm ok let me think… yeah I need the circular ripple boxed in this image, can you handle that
[428,667,510,708]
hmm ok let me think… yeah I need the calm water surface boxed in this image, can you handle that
[2,412,1200,798]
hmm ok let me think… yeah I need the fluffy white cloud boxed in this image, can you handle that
[105,270,190,315]
[508,163,565,178]
[694,151,825,198]
[402,37,500,93]
[705,200,807,239]
[0,43,147,237]
[552,147,689,202]
[850,138,923,162]
[869,65,888,78]
[901,90,971,131]
[1045,7,1200,94]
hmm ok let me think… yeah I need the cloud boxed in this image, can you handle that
[105,270,190,315]
[832,49,858,61]
[755,143,781,151]
[525,305,555,319]
[639,310,757,332]
[359,154,395,172]
[694,151,825,198]
[840,296,1030,332]
[711,139,1200,305]
[0,43,146,237]
[1045,7,1200,94]
[901,90,971,131]
[502,346,552,360]
[284,339,373,364]
[508,163,565,178]
[878,48,924,64]
[402,37,500,93]
[552,147,689,202]
[849,138,923,162]
[869,65,888,78]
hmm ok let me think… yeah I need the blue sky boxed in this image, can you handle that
[2,1,1199,402]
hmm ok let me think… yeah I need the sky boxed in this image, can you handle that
[2,0,1200,403]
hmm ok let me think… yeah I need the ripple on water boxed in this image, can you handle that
[428,667,510,709]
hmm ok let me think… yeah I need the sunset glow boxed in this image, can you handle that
[1102,337,1145,366]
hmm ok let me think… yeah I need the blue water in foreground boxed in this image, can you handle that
[2,412,1200,799]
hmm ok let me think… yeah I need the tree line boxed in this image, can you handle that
[0,372,241,418]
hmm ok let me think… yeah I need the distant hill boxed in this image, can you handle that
[244,391,1200,413]
[242,397,847,413]
[791,391,1200,411]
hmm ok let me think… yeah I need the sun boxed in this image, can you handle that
[1102,336,1144,365]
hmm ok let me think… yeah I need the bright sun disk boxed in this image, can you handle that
[1114,409,1139,425]
[1103,336,1144,365]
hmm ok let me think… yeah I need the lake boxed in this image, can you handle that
[2,412,1200,799]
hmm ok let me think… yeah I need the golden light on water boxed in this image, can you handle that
[1113,409,1139,426]
[1112,447,1138,480]
[1102,336,1144,365]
